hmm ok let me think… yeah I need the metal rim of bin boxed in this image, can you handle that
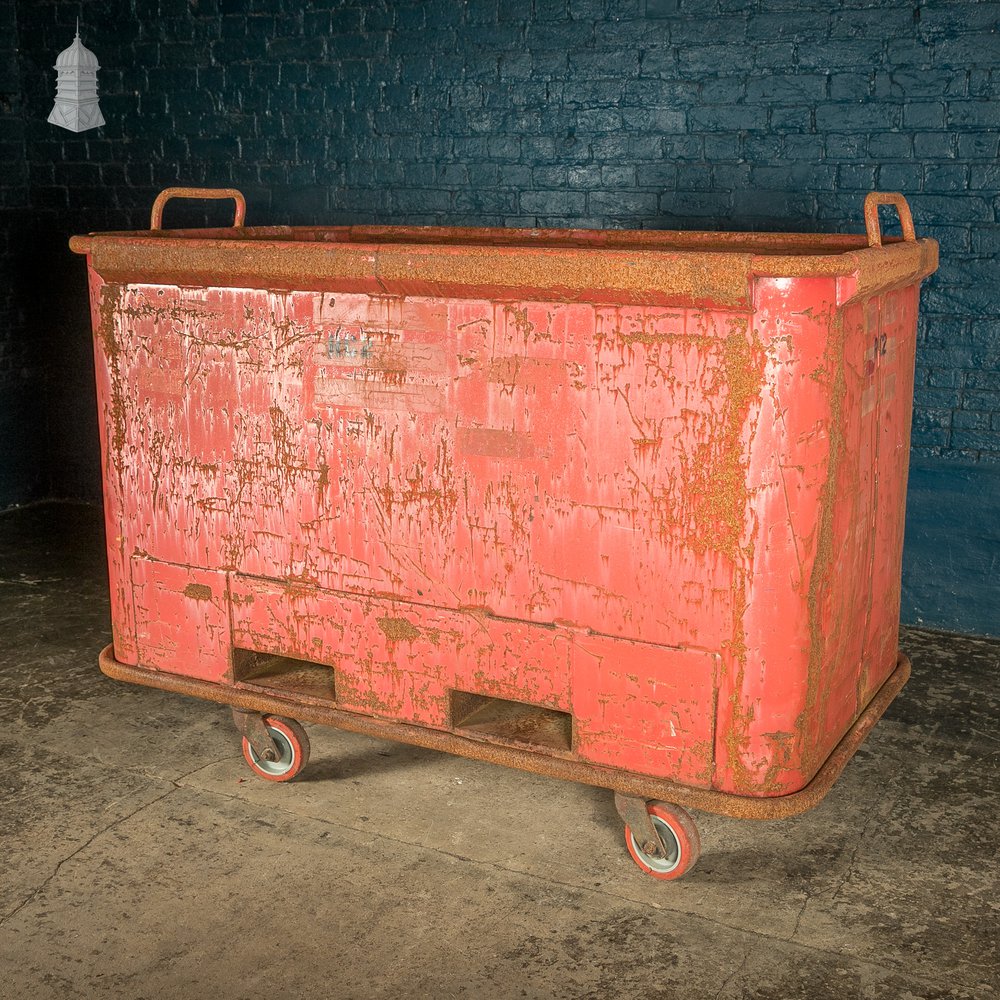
[68,190,938,310]
[98,645,910,822]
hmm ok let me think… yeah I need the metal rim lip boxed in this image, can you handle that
[629,816,682,874]
[247,725,297,777]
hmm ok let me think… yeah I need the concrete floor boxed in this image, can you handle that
[0,503,996,1000]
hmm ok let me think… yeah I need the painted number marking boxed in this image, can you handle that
[326,330,373,360]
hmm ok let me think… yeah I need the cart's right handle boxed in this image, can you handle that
[150,187,247,230]
[864,192,916,248]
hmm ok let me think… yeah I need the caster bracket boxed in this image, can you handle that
[232,708,280,762]
[614,792,664,860]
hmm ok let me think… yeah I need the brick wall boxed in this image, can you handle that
[0,0,47,507]
[13,0,1000,488]
[0,0,25,350]
[5,0,1000,627]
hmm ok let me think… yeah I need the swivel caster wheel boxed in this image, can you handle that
[240,715,310,782]
[618,796,701,880]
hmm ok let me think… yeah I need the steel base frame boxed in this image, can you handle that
[98,645,910,821]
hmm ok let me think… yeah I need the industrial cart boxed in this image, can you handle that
[72,189,937,879]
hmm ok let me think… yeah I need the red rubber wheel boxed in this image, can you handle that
[624,801,701,880]
[241,716,310,782]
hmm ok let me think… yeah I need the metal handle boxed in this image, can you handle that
[864,192,916,248]
[149,187,247,230]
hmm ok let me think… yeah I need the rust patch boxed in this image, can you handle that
[269,404,297,475]
[96,284,127,472]
[377,616,421,643]
[760,730,797,791]
[373,437,459,530]
[366,344,408,385]
[701,320,771,796]
[120,299,209,324]
[800,308,850,774]
[184,583,214,601]
[627,314,766,562]
[504,304,552,346]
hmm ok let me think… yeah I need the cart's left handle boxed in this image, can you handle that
[149,187,247,230]
[863,192,916,248]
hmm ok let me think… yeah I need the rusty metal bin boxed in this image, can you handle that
[71,188,937,879]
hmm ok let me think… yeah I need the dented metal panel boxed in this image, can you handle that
[75,190,937,809]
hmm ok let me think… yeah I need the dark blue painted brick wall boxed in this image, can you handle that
[5,0,1000,630]
[0,0,25,381]
[0,0,47,507]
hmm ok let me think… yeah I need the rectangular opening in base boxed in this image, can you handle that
[232,647,336,703]
[450,690,572,752]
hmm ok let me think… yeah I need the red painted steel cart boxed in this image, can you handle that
[72,189,937,879]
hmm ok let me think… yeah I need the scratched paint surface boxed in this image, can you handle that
[712,277,921,794]
[85,252,925,794]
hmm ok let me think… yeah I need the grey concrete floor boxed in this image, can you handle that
[0,502,997,1000]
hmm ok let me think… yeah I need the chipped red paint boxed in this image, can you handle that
[75,191,937,802]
